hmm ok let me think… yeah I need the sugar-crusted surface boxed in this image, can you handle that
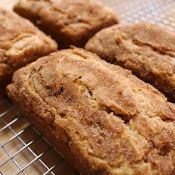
[14,0,118,47]
[7,48,175,175]
[85,23,175,101]
[0,8,57,95]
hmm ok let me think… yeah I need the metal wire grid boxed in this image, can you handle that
[101,0,175,31]
[0,99,75,175]
[0,0,175,174]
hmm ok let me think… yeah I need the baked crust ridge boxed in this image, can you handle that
[85,23,175,101]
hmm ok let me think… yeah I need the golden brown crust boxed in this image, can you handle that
[7,48,175,175]
[85,23,175,102]
[14,0,118,48]
[0,8,57,96]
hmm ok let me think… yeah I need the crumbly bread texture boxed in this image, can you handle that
[14,0,118,48]
[7,48,175,175]
[0,8,57,96]
[85,23,175,101]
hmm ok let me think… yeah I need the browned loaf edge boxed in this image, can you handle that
[0,8,57,96]
[14,0,118,48]
[85,23,175,102]
[7,48,175,175]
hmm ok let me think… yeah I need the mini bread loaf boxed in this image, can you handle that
[14,0,118,48]
[0,8,57,96]
[85,23,175,101]
[7,48,175,175]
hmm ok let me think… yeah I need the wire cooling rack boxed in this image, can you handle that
[0,0,175,174]
[102,0,175,31]
[0,99,76,175]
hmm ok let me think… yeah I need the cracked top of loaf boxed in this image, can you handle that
[0,8,57,94]
[7,48,175,175]
[85,23,175,101]
[14,0,118,47]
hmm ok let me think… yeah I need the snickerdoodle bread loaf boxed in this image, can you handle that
[14,0,118,48]
[7,48,175,175]
[85,23,175,101]
[0,8,57,96]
